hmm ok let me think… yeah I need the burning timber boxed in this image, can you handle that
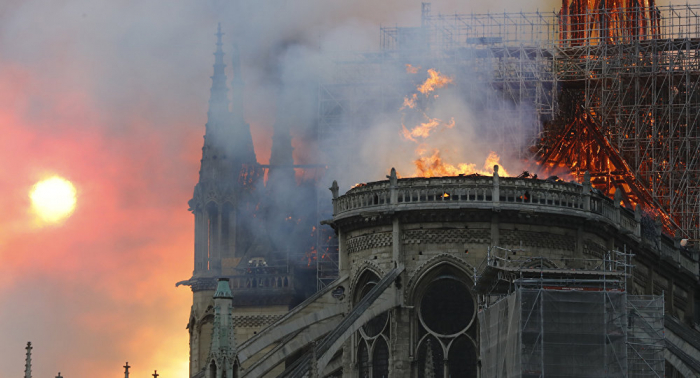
[319,2,700,242]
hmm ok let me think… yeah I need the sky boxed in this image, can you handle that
[0,0,686,377]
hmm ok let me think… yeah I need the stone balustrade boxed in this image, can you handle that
[330,167,698,276]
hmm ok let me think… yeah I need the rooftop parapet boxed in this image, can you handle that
[331,167,698,278]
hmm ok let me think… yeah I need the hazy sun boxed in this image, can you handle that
[30,176,77,223]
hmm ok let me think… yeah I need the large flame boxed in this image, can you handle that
[417,68,453,95]
[399,67,511,179]
[414,150,510,177]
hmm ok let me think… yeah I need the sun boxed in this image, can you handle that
[30,176,77,223]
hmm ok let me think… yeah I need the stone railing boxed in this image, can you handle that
[330,167,698,277]
[332,167,610,224]
[228,272,294,292]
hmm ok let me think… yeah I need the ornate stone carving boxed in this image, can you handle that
[402,228,490,245]
[583,240,607,258]
[500,230,576,252]
[232,314,284,328]
[346,232,392,254]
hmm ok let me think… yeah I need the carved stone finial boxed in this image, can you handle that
[493,164,499,176]
[613,187,622,206]
[635,204,642,221]
[387,168,398,187]
[330,180,339,199]
[583,171,591,185]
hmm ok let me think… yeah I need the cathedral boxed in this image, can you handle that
[179,25,700,378]
[176,25,320,378]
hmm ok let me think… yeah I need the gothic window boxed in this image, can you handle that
[415,265,477,378]
[358,340,370,378]
[372,337,390,378]
[417,336,444,378]
[206,202,219,269]
[354,270,391,377]
[209,361,217,378]
[221,202,234,257]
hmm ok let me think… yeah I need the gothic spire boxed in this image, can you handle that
[207,23,229,126]
[205,279,237,378]
[198,23,233,184]
[229,42,257,165]
[24,342,32,378]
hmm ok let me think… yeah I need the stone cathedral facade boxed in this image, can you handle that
[180,28,700,378]
[177,26,317,378]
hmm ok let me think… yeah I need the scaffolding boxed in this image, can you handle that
[476,247,665,378]
[317,3,700,244]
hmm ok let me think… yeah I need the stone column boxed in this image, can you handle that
[582,171,591,211]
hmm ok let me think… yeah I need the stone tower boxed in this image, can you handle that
[188,24,260,278]
[180,26,310,378]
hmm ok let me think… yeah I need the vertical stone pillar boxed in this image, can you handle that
[194,210,204,273]
[388,168,398,205]
[338,229,348,274]
[330,181,339,216]
[492,165,500,206]
[582,171,591,211]
[393,217,401,268]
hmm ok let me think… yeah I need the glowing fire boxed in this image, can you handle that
[401,117,455,142]
[402,94,418,109]
[414,150,510,178]
[405,64,421,74]
[417,69,453,95]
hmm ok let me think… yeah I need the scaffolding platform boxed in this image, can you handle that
[476,247,664,377]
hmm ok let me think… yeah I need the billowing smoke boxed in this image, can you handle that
[0,0,565,376]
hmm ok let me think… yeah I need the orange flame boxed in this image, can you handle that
[401,93,418,109]
[414,150,510,178]
[401,117,455,142]
[417,69,453,95]
[405,64,421,74]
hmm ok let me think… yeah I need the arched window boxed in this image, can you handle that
[358,340,370,378]
[372,337,389,378]
[448,336,477,377]
[209,360,217,378]
[221,202,234,258]
[354,270,391,377]
[206,202,219,270]
[417,336,444,378]
[414,264,478,378]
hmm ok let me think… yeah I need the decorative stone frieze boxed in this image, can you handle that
[402,228,490,245]
[346,232,392,254]
[500,230,576,251]
[232,314,284,328]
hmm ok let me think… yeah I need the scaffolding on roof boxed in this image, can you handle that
[476,246,665,378]
[317,3,700,240]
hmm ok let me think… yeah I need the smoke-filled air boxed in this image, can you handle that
[4,0,690,376]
